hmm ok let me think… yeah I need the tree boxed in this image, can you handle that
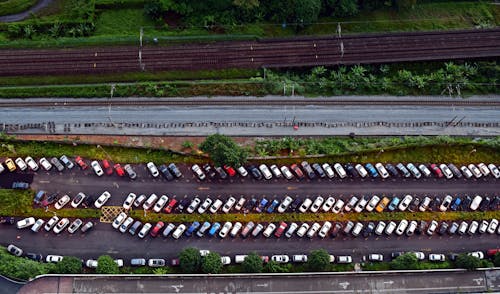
[494,253,500,267]
[96,255,119,274]
[199,134,248,167]
[291,0,321,28]
[390,253,419,270]
[55,256,82,274]
[201,252,222,274]
[307,249,330,271]
[455,254,481,270]
[242,252,263,273]
[395,0,417,11]
[264,260,290,273]
[179,248,202,273]
[333,0,359,17]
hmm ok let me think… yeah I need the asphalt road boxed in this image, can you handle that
[0,0,54,22]
[18,270,500,294]
[1,96,499,136]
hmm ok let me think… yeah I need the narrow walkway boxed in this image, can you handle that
[0,275,24,294]
[0,0,54,23]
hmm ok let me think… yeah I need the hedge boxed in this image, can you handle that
[0,0,37,16]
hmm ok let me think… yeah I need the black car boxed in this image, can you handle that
[290,198,302,211]
[26,253,43,262]
[177,199,190,212]
[215,167,228,179]
[362,222,375,238]
[0,217,15,225]
[461,195,472,210]
[408,197,420,212]
[244,198,258,212]
[385,164,399,177]
[168,163,182,178]
[82,195,94,208]
[448,253,459,261]
[438,222,449,235]
[416,220,427,235]
[448,164,462,178]
[330,223,343,238]
[479,197,491,211]
[489,196,500,210]
[159,164,174,181]
[202,164,217,179]
[345,164,358,177]
[391,252,404,259]
[432,197,442,211]
[249,166,262,180]
[311,163,326,178]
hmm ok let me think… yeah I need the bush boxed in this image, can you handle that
[307,249,330,271]
[55,256,83,274]
[179,248,201,273]
[455,253,481,270]
[264,260,290,273]
[494,253,500,267]
[199,134,248,167]
[0,247,54,280]
[96,255,119,274]
[242,252,263,273]
[390,253,419,270]
[201,252,222,274]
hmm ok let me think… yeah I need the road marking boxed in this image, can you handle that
[339,281,350,289]
[198,187,210,191]
[39,180,50,184]
[473,278,484,285]
[384,280,394,285]
[287,186,297,190]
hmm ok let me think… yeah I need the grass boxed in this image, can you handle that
[0,0,37,16]
[94,8,157,36]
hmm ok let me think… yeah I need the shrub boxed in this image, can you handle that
[179,248,201,273]
[96,255,119,274]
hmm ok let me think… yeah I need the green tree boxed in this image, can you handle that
[96,255,119,274]
[328,0,359,17]
[201,252,222,274]
[292,0,321,28]
[307,249,331,271]
[55,256,82,274]
[0,247,54,280]
[455,254,481,270]
[199,134,248,167]
[179,248,202,273]
[242,252,263,273]
[494,253,500,267]
[390,253,419,270]
[395,0,417,10]
[182,140,194,149]
[264,260,290,273]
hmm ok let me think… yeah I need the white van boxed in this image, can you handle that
[235,255,248,264]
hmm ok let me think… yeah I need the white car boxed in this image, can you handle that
[395,220,409,235]
[222,197,236,213]
[470,195,483,211]
[375,163,389,178]
[16,217,35,229]
[230,222,242,237]
[375,221,386,235]
[46,255,63,263]
[67,219,83,234]
[419,197,431,212]
[280,166,294,180]
[488,164,500,178]
[234,197,246,211]
[269,165,282,178]
[318,221,332,238]
[406,221,418,236]
[418,164,431,177]
[25,156,39,171]
[429,254,445,262]
[354,197,368,213]
[468,251,484,259]
[133,194,147,207]
[364,254,384,262]
[259,164,273,180]
[123,193,137,210]
[153,195,169,212]
[292,254,308,263]
[332,199,345,213]
[296,223,310,237]
[112,212,128,229]
[426,220,438,235]
[478,220,489,234]
[187,197,202,214]
[352,222,364,237]
[197,197,212,214]
[384,221,397,235]
[119,217,134,233]
[398,195,413,211]
[278,196,293,213]
[439,195,453,212]
[321,197,336,212]
[487,219,498,234]
[94,191,111,208]
[467,221,478,235]
[271,255,289,264]
[458,221,469,235]
[86,259,98,268]
[310,196,324,213]
[219,222,233,238]
[439,164,453,179]
[460,166,473,178]
[143,194,159,210]
[299,198,312,213]
[237,166,248,177]
[147,162,159,177]
[15,157,28,171]
[468,164,482,178]
[39,157,53,171]
[263,223,277,238]
[285,222,298,238]
[90,161,103,176]
[221,256,231,265]
[337,256,353,264]
[477,163,490,176]
[53,218,70,234]
[191,164,206,180]
[307,222,321,238]
[322,163,335,178]
[334,163,347,178]
[44,216,59,231]
[55,195,71,210]
[413,252,425,260]
[355,164,368,178]
[172,224,187,239]
[70,192,87,208]
[209,199,223,213]
[365,195,380,212]
[138,223,152,238]
[31,219,45,233]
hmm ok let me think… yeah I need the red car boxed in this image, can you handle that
[150,221,165,237]
[274,221,288,238]
[102,160,113,175]
[430,164,443,178]
[223,165,236,177]
[170,258,180,266]
[114,164,125,177]
[290,164,304,179]
[163,199,178,213]
[75,156,88,170]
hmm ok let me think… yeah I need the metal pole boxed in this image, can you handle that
[337,23,341,38]
[139,27,144,70]
[340,41,344,58]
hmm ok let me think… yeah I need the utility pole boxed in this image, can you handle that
[139,27,144,71]
[108,84,116,125]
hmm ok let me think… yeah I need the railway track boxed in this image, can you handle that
[0,28,499,76]
[0,98,498,108]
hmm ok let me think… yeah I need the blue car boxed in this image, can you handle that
[208,222,221,237]
[450,197,461,211]
[266,199,279,213]
[387,197,400,211]
[365,163,379,178]
[185,221,200,237]
[34,190,46,204]
[196,221,211,237]
[256,198,268,213]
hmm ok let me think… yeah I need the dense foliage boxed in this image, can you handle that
[199,134,248,167]
[55,256,83,274]
[179,247,202,273]
[242,252,264,273]
[390,253,419,270]
[0,247,55,280]
[307,249,331,271]
[201,252,223,274]
[455,253,481,270]
[96,255,119,274]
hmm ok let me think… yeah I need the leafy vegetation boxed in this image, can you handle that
[0,246,55,281]
[0,0,37,16]
[201,252,222,274]
[55,256,83,274]
[179,247,202,273]
[242,252,264,273]
[455,253,482,270]
[199,134,248,167]
[96,255,119,274]
[307,249,331,271]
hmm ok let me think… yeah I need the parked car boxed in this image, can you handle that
[312,163,325,178]
[143,194,159,210]
[269,165,282,178]
[439,195,453,212]
[354,164,368,178]
[113,163,125,176]
[198,198,213,214]
[396,163,411,178]
[322,163,335,178]
[112,212,128,229]
[301,161,316,179]
[249,166,262,180]
[12,182,29,189]
[398,195,413,211]
[81,221,94,233]
[71,193,86,208]
[488,164,500,178]
[418,164,431,177]
[406,163,421,178]
[44,216,59,231]
[280,166,294,180]
[168,163,182,178]
[53,218,70,234]
[334,163,347,178]
[123,193,136,210]
[31,219,45,233]
[67,219,83,234]
[39,157,53,171]
[59,155,74,169]
[90,161,104,176]
[468,164,482,178]
[138,223,153,238]
[94,191,111,208]
[290,164,305,179]
[50,158,64,172]
[385,164,399,177]
[440,164,454,179]
[375,163,389,178]
[365,163,379,177]
[237,166,248,177]
[15,157,28,171]
[124,164,137,179]
[25,156,39,171]
[147,162,160,177]
[259,164,273,180]
[191,164,206,180]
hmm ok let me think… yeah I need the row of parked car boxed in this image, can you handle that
[120,192,499,215]
[15,216,94,234]
[191,162,500,181]
[34,190,112,209]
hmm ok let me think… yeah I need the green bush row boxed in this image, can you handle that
[95,0,147,9]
